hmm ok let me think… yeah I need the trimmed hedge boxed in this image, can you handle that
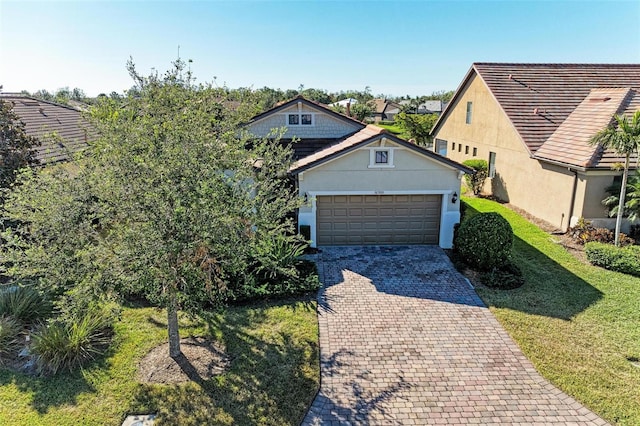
[454,212,513,271]
[585,242,640,277]
[462,159,488,195]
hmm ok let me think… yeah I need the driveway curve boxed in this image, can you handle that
[303,246,607,425]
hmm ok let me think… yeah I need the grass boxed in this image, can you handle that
[463,197,640,425]
[375,122,411,140]
[0,296,319,425]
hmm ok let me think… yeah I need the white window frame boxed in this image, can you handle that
[368,148,395,168]
[489,151,496,178]
[287,112,315,127]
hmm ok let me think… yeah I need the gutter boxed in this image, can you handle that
[566,168,579,231]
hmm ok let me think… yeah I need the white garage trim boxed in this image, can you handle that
[299,190,460,249]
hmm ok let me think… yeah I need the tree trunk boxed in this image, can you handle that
[167,289,181,358]
[615,154,630,247]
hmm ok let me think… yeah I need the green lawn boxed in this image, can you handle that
[375,122,411,140]
[0,296,319,425]
[464,197,640,425]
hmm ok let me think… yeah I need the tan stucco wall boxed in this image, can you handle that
[248,104,360,139]
[433,72,607,230]
[581,172,620,218]
[299,139,461,214]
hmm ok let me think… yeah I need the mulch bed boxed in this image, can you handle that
[137,336,231,385]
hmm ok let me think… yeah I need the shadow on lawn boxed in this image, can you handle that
[464,204,603,320]
[130,296,319,426]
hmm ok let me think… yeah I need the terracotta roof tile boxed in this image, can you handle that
[473,63,640,154]
[1,94,94,164]
[534,88,633,167]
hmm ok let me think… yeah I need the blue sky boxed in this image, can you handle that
[1,1,639,97]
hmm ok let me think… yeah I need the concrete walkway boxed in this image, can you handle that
[302,246,607,425]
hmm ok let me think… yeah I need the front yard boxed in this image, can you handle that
[0,297,319,426]
[464,197,640,425]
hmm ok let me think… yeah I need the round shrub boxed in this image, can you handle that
[455,212,513,270]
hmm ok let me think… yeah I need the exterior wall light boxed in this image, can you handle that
[452,192,458,204]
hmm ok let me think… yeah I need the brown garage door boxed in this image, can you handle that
[316,194,441,245]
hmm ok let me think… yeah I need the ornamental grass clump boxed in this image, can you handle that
[0,285,52,324]
[0,316,21,361]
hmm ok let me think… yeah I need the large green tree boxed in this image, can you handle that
[3,59,302,358]
[0,100,40,194]
[590,110,640,246]
[395,111,438,147]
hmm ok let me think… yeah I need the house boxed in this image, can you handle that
[431,63,640,232]
[0,93,93,164]
[247,96,471,248]
[399,100,447,115]
[372,98,402,122]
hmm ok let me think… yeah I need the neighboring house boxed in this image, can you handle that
[1,93,93,164]
[431,63,640,232]
[247,96,471,248]
[328,98,358,108]
[400,100,447,115]
[372,98,402,122]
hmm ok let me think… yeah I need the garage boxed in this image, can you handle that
[316,194,442,245]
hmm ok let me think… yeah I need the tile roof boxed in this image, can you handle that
[534,88,638,168]
[471,63,640,154]
[1,94,93,164]
[289,125,473,174]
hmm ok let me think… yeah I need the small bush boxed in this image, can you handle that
[0,285,53,324]
[455,212,513,271]
[585,242,640,277]
[30,310,113,375]
[480,261,525,290]
[462,159,488,195]
[629,224,640,242]
[0,316,22,360]
[568,218,635,246]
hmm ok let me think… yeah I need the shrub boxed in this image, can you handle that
[0,316,21,361]
[585,242,640,277]
[480,261,525,290]
[455,212,513,270]
[462,159,488,195]
[30,309,114,375]
[629,224,640,242]
[0,285,52,324]
[568,218,635,246]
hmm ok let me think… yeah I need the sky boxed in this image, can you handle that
[1,0,640,98]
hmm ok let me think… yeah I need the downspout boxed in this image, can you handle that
[565,168,579,231]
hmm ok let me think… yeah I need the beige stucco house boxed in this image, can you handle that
[431,63,640,232]
[247,96,471,248]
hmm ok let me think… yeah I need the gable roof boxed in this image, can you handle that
[373,99,401,114]
[249,95,366,128]
[534,88,640,168]
[432,63,640,167]
[1,94,94,164]
[289,124,473,175]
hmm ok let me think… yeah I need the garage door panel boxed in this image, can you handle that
[316,195,442,245]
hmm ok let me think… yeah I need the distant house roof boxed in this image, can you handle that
[418,100,444,114]
[328,98,358,108]
[373,99,401,115]
[289,124,473,174]
[432,63,640,169]
[0,94,94,164]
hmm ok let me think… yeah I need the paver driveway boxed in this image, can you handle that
[302,246,607,425]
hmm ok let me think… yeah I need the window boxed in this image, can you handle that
[489,151,496,178]
[375,150,389,164]
[452,142,456,151]
[465,145,469,155]
[473,147,477,156]
[287,113,313,126]
[435,139,447,156]
[466,101,473,124]
[458,144,462,152]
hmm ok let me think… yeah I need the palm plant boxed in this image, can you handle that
[590,110,640,246]
[603,170,640,222]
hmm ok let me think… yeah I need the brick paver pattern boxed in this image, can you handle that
[302,246,608,426]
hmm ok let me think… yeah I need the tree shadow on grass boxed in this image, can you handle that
[129,295,320,426]
[464,203,603,320]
